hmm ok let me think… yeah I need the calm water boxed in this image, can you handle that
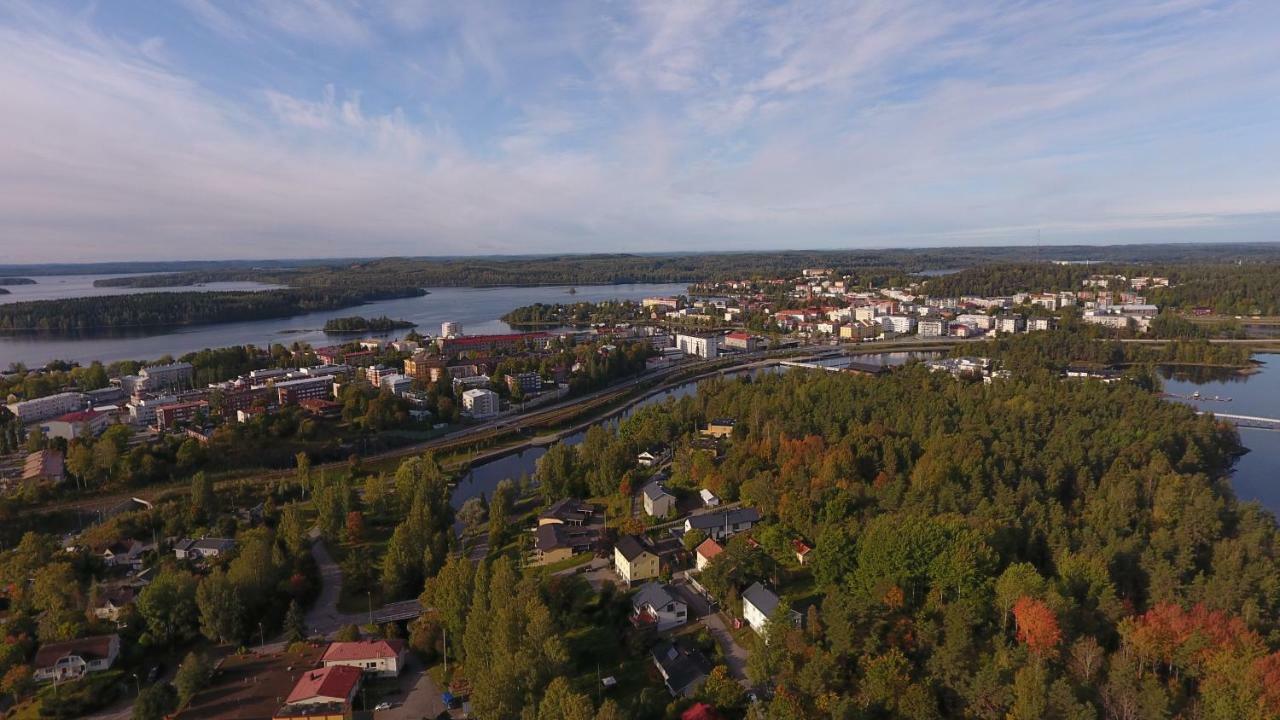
[1161,354,1280,513]
[0,281,687,367]
[0,273,282,306]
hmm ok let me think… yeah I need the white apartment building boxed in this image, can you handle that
[378,373,414,396]
[995,316,1026,334]
[675,334,719,359]
[917,319,947,337]
[139,362,194,391]
[956,314,994,330]
[6,392,87,424]
[441,321,462,338]
[462,388,499,418]
[879,315,917,334]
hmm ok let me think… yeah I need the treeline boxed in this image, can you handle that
[0,277,36,285]
[0,287,425,333]
[956,327,1253,373]
[502,300,645,326]
[323,315,416,333]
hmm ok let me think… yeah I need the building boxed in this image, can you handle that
[6,391,87,424]
[220,384,274,416]
[22,449,65,484]
[285,665,363,706]
[1082,311,1134,330]
[636,446,670,467]
[365,365,397,386]
[378,373,414,396]
[641,481,676,518]
[917,319,947,338]
[792,539,813,565]
[403,353,445,381]
[642,297,680,311]
[614,535,659,586]
[91,586,136,624]
[699,488,721,507]
[694,538,723,572]
[321,639,408,677]
[41,409,111,441]
[437,332,550,357]
[995,315,1026,334]
[538,498,601,527]
[33,635,120,682]
[703,418,736,438]
[742,582,800,639]
[441,321,462,338]
[675,334,719,359]
[650,641,712,697]
[956,313,994,330]
[140,362,194,391]
[462,388,499,418]
[722,332,760,352]
[100,539,147,569]
[631,582,688,632]
[879,315,917,334]
[683,507,761,542]
[506,372,543,395]
[529,522,600,567]
[1027,317,1056,332]
[155,400,208,431]
[275,376,333,406]
[174,537,235,560]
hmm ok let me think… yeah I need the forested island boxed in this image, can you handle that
[0,288,8,295]
[502,300,645,326]
[0,277,35,285]
[323,315,416,333]
[0,287,425,333]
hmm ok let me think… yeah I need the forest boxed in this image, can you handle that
[0,286,425,333]
[502,300,647,326]
[322,315,416,333]
[954,327,1254,374]
[0,277,36,285]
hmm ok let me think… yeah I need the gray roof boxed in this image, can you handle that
[742,582,781,616]
[685,507,760,531]
[615,535,650,562]
[650,641,712,696]
[631,581,677,611]
[642,482,673,502]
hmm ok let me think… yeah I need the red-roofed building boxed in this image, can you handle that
[41,408,111,441]
[792,539,813,565]
[285,665,363,706]
[321,639,408,677]
[437,332,550,358]
[722,332,760,352]
[155,400,208,431]
[694,538,723,572]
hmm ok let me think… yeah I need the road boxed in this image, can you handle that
[306,538,368,638]
[372,656,448,720]
[702,611,752,688]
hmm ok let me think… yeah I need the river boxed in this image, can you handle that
[449,352,1280,518]
[1160,354,1280,514]
[0,279,688,368]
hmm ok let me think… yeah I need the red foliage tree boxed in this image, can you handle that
[681,703,723,720]
[1120,602,1259,675]
[1012,595,1063,658]
[345,511,365,544]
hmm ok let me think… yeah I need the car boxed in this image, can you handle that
[373,701,393,711]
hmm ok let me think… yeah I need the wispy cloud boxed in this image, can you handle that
[0,0,1277,262]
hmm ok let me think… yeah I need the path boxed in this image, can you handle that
[306,537,366,638]
[373,656,448,720]
[702,612,751,688]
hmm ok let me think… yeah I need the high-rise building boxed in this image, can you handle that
[441,321,462,338]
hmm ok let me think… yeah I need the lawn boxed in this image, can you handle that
[527,551,595,575]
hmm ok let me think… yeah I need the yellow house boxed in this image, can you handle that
[614,535,659,586]
[703,418,736,438]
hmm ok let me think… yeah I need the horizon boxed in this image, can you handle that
[3,1,1279,262]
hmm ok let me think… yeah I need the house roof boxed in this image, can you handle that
[321,639,406,663]
[742,582,781,616]
[632,581,678,611]
[52,409,101,423]
[539,498,596,524]
[614,535,651,562]
[22,449,63,481]
[695,538,724,561]
[33,635,118,669]
[685,507,760,532]
[708,418,736,426]
[286,665,363,704]
[641,482,673,502]
[651,641,712,695]
[792,539,813,556]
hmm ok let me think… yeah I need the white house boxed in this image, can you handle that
[636,446,670,467]
[742,582,801,640]
[33,635,120,682]
[321,639,408,678]
[461,388,499,418]
[173,537,235,560]
[683,507,760,542]
[694,538,723,572]
[631,582,688,632]
[641,482,676,518]
[675,334,719,359]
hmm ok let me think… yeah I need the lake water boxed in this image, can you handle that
[0,280,688,368]
[1160,354,1280,514]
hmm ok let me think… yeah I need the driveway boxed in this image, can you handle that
[306,538,367,638]
[702,612,751,688]
[374,656,448,720]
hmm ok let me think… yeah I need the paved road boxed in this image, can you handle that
[375,656,448,720]
[703,612,751,688]
[306,538,368,637]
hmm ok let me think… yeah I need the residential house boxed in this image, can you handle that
[698,489,720,507]
[538,498,601,527]
[285,665,363,706]
[321,639,408,678]
[22,449,65,485]
[33,634,121,682]
[529,523,600,567]
[641,481,676,518]
[650,641,712,698]
[636,446,671,468]
[173,537,235,560]
[91,586,136,624]
[100,539,147,569]
[694,538,723,572]
[683,507,761,542]
[631,582,688,632]
[792,539,813,565]
[614,535,660,586]
[703,418,736,438]
[742,582,801,639]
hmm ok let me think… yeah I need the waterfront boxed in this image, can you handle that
[1161,353,1280,513]
[0,280,688,367]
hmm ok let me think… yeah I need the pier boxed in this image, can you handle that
[1198,411,1280,430]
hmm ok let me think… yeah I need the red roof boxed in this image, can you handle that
[321,639,406,663]
[725,332,752,340]
[695,538,724,560]
[792,539,813,556]
[53,409,100,423]
[286,665,362,704]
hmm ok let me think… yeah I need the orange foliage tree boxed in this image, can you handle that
[1012,595,1062,658]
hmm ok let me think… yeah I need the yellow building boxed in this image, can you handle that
[614,535,659,586]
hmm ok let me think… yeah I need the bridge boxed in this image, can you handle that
[1197,411,1280,430]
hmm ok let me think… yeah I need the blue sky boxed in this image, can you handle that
[1,0,1278,262]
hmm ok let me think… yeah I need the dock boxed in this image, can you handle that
[1198,411,1280,430]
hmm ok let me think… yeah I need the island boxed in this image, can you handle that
[0,277,35,285]
[323,315,417,334]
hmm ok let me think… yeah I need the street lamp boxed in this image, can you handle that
[367,590,373,627]
[131,673,141,697]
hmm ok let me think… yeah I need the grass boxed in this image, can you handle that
[528,551,595,575]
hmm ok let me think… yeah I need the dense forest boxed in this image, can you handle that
[955,328,1254,373]
[0,287,424,333]
[502,300,647,326]
[322,315,416,333]
[0,277,36,285]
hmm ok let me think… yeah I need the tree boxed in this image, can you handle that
[284,600,306,643]
[458,497,488,533]
[0,665,31,707]
[682,528,708,552]
[335,624,361,642]
[137,569,200,646]
[345,511,365,544]
[278,503,310,559]
[190,471,217,522]
[173,651,213,705]
[701,664,744,709]
[537,677,593,720]
[132,682,177,720]
[593,699,624,720]
[197,568,243,644]
[1013,596,1063,659]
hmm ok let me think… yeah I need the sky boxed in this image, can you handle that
[1,0,1279,263]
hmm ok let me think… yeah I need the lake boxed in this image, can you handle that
[1160,354,1280,514]
[0,280,688,368]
